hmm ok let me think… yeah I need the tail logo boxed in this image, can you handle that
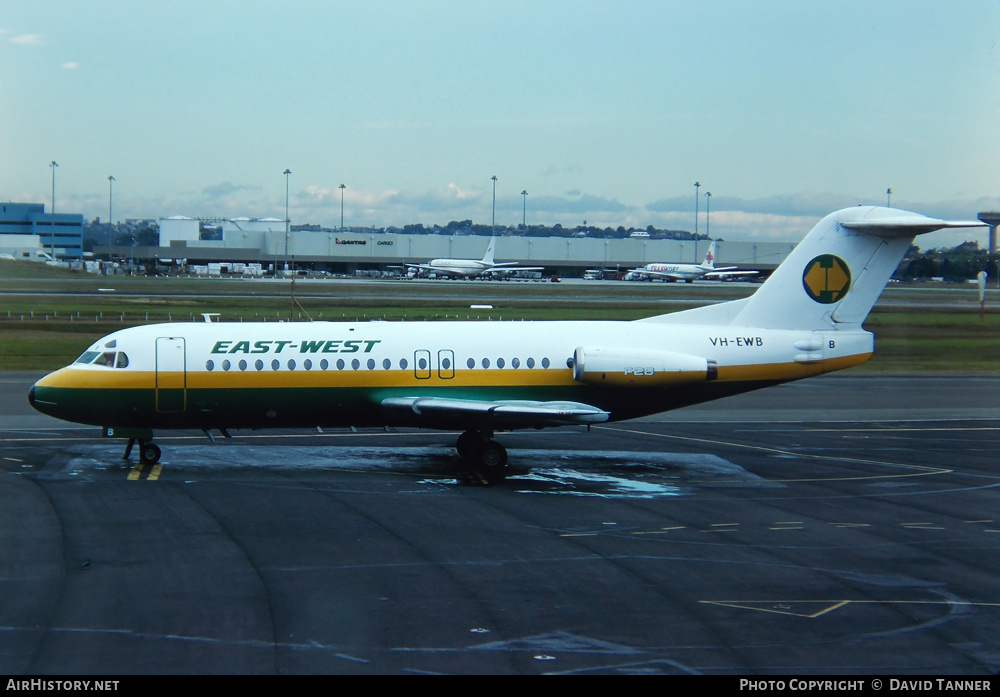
[802,255,851,304]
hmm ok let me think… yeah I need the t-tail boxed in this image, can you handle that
[650,206,985,332]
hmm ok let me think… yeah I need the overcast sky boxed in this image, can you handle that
[2,0,998,248]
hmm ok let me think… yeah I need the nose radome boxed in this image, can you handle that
[27,383,55,415]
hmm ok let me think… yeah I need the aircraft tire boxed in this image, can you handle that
[479,441,508,483]
[140,443,161,465]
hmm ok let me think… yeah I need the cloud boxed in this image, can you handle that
[61,62,79,70]
[90,180,998,251]
[446,182,479,200]
[531,192,629,216]
[10,33,42,45]
[648,192,867,218]
[201,181,261,199]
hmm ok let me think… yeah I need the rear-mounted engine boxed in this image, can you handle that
[571,347,718,387]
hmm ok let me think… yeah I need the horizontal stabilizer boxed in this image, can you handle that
[841,214,986,237]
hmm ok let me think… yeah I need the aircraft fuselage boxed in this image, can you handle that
[29,319,871,433]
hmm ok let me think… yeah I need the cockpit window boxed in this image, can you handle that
[74,350,101,365]
[74,350,129,368]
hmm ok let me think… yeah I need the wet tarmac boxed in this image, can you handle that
[2,373,999,674]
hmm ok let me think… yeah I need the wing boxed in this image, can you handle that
[381,396,609,430]
[704,270,758,279]
[642,270,686,281]
[491,266,545,275]
[404,263,469,278]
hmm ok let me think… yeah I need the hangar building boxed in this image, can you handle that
[98,217,796,277]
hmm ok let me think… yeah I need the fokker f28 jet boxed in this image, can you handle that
[625,241,759,282]
[29,207,983,482]
[405,234,543,278]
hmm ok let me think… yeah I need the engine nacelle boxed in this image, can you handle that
[572,347,717,387]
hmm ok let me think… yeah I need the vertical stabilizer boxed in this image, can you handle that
[729,207,984,330]
[701,241,717,270]
[481,234,497,265]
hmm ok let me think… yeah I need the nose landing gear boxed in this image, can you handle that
[122,437,162,465]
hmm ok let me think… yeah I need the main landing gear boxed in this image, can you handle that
[456,429,508,484]
[122,437,161,465]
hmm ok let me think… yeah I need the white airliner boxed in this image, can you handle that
[406,234,543,278]
[625,241,759,282]
[28,207,983,482]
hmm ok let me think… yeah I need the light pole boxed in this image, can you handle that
[107,175,115,225]
[886,187,892,207]
[491,175,498,234]
[283,169,291,273]
[521,190,528,228]
[705,191,712,239]
[693,181,700,261]
[339,183,346,230]
[49,161,58,261]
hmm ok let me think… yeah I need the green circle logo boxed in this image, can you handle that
[802,255,851,304]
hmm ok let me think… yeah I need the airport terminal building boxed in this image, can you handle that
[95,215,796,278]
[0,202,84,261]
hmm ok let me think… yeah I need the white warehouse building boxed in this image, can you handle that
[102,216,798,277]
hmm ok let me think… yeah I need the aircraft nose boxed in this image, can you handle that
[27,381,58,417]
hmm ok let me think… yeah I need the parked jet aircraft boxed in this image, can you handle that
[406,234,542,278]
[29,207,983,482]
[625,241,759,282]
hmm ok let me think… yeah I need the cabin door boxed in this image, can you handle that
[155,337,187,412]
